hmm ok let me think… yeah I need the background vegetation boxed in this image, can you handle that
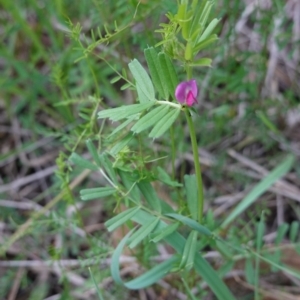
[0,0,300,299]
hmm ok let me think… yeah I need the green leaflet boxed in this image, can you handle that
[86,139,101,167]
[105,206,141,232]
[165,213,212,237]
[198,18,220,43]
[98,102,154,121]
[193,34,218,53]
[189,57,212,67]
[137,180,161,212]
[184,174,198,220]
[99,152,118,183]
[128,59,155,103]
[131,105,169,134]
[150,222,180,243]
[128,217,160,248]
[80,187,116,200]
[109,132,134,156]
[144,47,168,99]
[158,52,178,100]
[69,152,98,171]
[149,108,180,138]
[178,230,198,271]
[108,115,137,137]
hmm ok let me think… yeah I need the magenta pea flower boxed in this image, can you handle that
[175,79,198,106]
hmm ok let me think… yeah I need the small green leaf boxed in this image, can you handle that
[184,174,198,220]
[99,153,118,183]
[105,207,141,232]
[137,180,161,212]
[119,170,141,204]
[80,187,116,200]
[110,132,134,156]
[198,18,220,43]
[275,223,289,245]
[150,222,180,243]
[109,115,136,137]
[149,108,180,138]
[165,213,212,237]
[144,47,168,99]
[69,153,98,171]
[189,57,212,67]
[131,105,169,134]
[110,75,121,84]
[86,139,101,167]
[157,166,183,187]
[158,53,178,100]
[128,218,160,249]
[245,259,255,284]
[178,230,198,271]
[193,34,218,53]
[98,102,154,121]
[128,59,155,102]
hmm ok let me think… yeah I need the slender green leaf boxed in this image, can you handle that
[157,166,183,187]
[119,170,141,204]
[86,139,101,167]
[89,267,104,300]
[150,222,180,243]
[137,180,161,212]
[99,153,118,183]
[275,223,289,245]
[198,18,220,43]
[108,115,136,137]
[184,174,198,220]
[245,259,255,284]
[105,206,141,232]
[110,132,134,156]
[193,34,218,53]
[149,108,180,138]
[131,105,169,134]
[80,187,116,200]
[98,102,154,121]
[166,213,212,237]
[221,155,295,227]
[128,217,160,249]
[111,230,134,284]
[111,225,179,290]
[144,48,168,99]
[178,230,198,271]
[158,53,178,99]
[127,256,179,289]
[189,57,212,67]
[69,153,98,171]
[128,59,155,102]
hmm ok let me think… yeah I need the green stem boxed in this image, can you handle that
[184,108,204,223]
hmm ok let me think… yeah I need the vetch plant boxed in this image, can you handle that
[69,0,297,299]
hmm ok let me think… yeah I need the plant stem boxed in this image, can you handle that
[184,108,204,223]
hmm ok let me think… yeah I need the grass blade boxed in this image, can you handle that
[221,155,295,227]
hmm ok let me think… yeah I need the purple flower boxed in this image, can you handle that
[175,79,198,106]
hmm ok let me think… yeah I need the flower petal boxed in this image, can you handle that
[175,81,188,103]
[188,79,198,98]
[186,91,197,106]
